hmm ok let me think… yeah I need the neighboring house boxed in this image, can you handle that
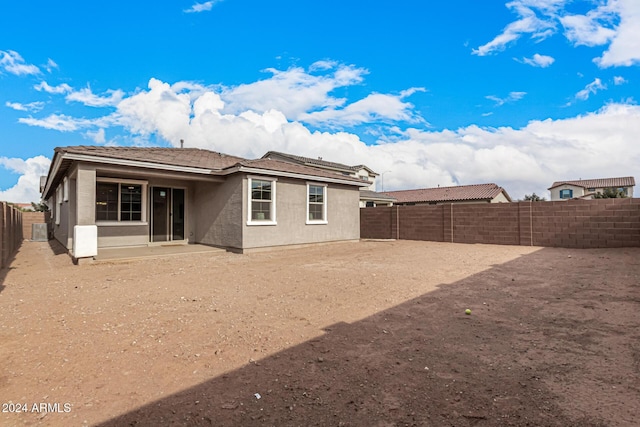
[41,146,369,260]
[261,151,392,207]
[12,202,35,211]
[383,183,512,205]
[359,190,397,207]
[548,177,636,201]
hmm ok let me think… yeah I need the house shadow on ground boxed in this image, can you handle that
[0,240,22,291]
[47,238,69,255]
[98,247,639,427]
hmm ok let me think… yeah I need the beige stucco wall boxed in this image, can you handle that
[242,177,360,250]
[354,167,376,191]
[193,174,243,249]
[490,192,511,203]
[550,185,589,201]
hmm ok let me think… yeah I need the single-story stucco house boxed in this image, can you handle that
[381,183,512,205]
[41,146,369,261]
[548,177,635,200]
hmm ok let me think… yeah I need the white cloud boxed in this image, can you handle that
[373,102,640,199]
[85,128,106,144]
[575,78,606,100]
[476,0,640,68]
[0,50,40,75]
[34,81,72,94]
[486,91,527,106]
[45,58,58,73]
[0,156,51,203]
[18,114,109,132]
[596,0,640,67]
[66,86,125,107]
[520,53,555,67]
[299,90,425,127]
[614,76,627,85]
[472,1,560,56]
[560,4,617,46]
[5,101,45,112]
[184,0,222,13]
[222,63,368,120]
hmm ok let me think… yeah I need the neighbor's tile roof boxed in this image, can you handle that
[548,177,636,190]
[383,183,510,203]
[262,151,377,174]
[57,145,245,170]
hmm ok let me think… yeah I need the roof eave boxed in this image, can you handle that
[233,166,369,186]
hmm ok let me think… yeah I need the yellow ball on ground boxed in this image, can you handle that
[465,309,471,315]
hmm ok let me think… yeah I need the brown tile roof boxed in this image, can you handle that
[262,151,378,175]
[548,176,635,190]
[237,158,366,184]
[383,183,510,203]
[58,146,244,170]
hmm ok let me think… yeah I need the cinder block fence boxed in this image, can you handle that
[361,198,640,249]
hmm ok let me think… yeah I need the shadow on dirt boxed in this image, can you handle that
[0,240,22,292]
[96,247,638,427]
[47,238,69,256]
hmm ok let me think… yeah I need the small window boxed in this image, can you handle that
[307,183,327,224]
[63,177,69,202]
[587,188,595,192]
[55,185,62,225]
[559,189,573,199]
[248,177,276,225]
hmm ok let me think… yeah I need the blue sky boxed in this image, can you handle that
[1,0,639,202]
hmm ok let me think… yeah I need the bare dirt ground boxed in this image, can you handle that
[0,240,638,427]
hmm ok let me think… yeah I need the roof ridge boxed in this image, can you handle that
[385,183,499,193]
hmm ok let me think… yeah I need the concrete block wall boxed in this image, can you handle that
[531,199,640,248]
[21,211,49,240]
[360,199,640,249]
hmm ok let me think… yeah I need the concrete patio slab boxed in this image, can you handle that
[95,243,227,262]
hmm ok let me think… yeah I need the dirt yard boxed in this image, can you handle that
[0,240,638,426]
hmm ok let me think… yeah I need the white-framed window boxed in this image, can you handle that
[307,183,327,224]
[247,176,277,225]
[63,177,69,202]
[96,178,147,223]
[55,184,62,225]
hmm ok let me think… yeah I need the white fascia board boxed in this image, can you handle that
[234,166,369,187]
[42,153,64,199]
